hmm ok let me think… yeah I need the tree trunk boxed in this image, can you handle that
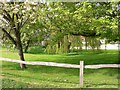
[58,41,60,49]
[24,40,30,53]
[24,45,29,53]
[85,37,88,50]
[67,41,71,53]
[17,45,26,69]
[64,35,69,53]
[15,31,26,69]
[105,40,107,51]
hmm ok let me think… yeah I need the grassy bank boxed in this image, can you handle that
[0,48,119,88]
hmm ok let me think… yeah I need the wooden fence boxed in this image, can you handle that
[0,57,120,87]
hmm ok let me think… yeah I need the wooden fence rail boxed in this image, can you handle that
[0,58,120,69]
[0,57,120,87]
[0,58,80,68]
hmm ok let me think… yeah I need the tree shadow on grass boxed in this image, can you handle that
[102,68,119,79]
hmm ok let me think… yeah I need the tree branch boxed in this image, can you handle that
[16,13,20,30]
[69,31,101,37]
[19,17,29,30]
[3,10,11,21]
[1,28,17,46]
[3,15,10,22]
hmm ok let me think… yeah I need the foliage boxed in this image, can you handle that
[0,2,42,68]
[41,2,118,54]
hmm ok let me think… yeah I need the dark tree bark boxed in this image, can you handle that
[58,41,60,49]
[17,44,26,69]
[1,28,17,46]
[67,41,71,53]
[15,31,26,69]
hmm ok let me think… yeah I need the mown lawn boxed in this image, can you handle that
[0,48,119,88]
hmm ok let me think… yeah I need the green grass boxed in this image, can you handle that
[0,48,119,88]
[27,46,46,54]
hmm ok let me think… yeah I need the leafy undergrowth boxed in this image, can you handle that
[0,48,119,88]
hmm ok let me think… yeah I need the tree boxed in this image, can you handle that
[0,2,38,69]
[43,2,118,52]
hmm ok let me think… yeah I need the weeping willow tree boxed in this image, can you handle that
[70,36,83,52]
[45,34,71,54]
[87,37,101,51]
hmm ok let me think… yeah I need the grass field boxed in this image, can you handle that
[0,48,119,88]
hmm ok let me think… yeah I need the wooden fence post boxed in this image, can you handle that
[80,61,84,87]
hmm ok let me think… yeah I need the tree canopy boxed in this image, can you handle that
[0,1,119,69]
